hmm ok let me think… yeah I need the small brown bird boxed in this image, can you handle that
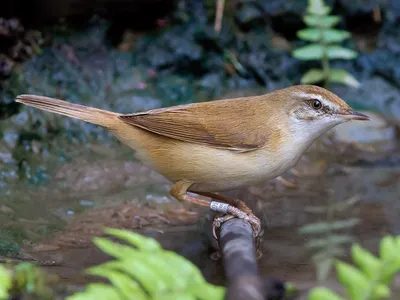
[16,85,369,238]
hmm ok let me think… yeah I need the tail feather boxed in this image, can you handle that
[16,95,119,128]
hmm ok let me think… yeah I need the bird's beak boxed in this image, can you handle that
[337,110,370,121]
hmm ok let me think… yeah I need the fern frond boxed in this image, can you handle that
[67,228,225,300]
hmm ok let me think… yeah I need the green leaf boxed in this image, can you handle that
[323,29,350,43]
[297,28,322,42]
[328,69,360,88]
[336,261,369,299]
[301,69,325,84]
[373,285,391,299]
[297,29,350,43]
[104,228,162,252]
[67,283,122,300]
[69,228,226,300]
[304,15,340,28]
[98,259,169,295]
[351,244,381,279]
[299,219,360,234]
[154,293,196,300]
[307,0,331,15]
[380,236,398,261]
[162,252,206,285]
[0,265,11,300]
[87,267,147,300]
[326,46,358,59]
[92,237,140,260]
[187,284,226,300]
[379,236,400,284]
[293,44,324,60]
[336,261,390,300]
[308,287,345,300]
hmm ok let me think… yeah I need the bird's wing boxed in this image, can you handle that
[119,97,272,153]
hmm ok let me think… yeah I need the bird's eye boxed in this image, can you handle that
[310,99,322,110]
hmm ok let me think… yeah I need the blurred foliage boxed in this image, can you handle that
[68,228,225,300]
[0,228,225,300]
[293,0,359,88]
[1,229,400,300]
[0,262,57,300]
[299,196,360,282]
[308,235,400,300]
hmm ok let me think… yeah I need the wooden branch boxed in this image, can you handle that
[218,218,286,300]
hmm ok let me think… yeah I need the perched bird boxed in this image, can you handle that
[16,85,369,238]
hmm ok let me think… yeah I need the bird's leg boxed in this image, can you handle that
[170,181,261,239]
[170,180,211,207]
[193,191,261,239]
[191,191,254,215]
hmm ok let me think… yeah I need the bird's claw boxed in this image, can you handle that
[212,214,235,240]
[210,201,261,240]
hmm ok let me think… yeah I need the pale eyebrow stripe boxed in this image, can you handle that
[294,92,339,110]
[294,92,325,101]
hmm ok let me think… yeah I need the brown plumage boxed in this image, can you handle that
[120,95,283,152]
[15,85,369,238]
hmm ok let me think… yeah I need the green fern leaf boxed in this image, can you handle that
[379,236,400,284]
[326,46,358,59]
[308,287,345,300]
[0,265,11,300]
[307,0,331,15]
[104,228,161,251]
[87,267,147,300]
[67,283,123,300]
[336,261,391,300]
[303,15,340,28]
[69,229,225,300]
[293,44,324,60]
[352,244,381,280]
[297,29,350,43]
[301,69,325,84]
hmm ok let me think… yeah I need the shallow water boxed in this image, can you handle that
[1,133,400,297]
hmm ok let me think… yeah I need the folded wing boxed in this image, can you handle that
[119,97,270,153]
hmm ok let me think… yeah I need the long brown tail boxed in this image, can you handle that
[16,95,120,128]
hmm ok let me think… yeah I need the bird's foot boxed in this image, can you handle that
[210,201,261,240]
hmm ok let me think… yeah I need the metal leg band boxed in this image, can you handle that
[210,201,230,214]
